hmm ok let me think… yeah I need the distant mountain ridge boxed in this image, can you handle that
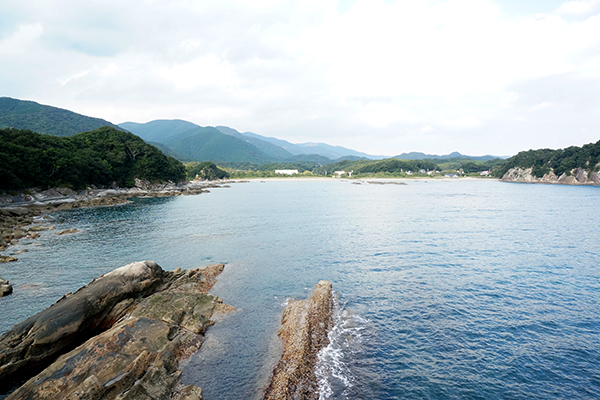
[214,126,294,160]
[238,130,384,160]
[0,97,124,137]
[119,120,198,143]
[120,119,390,163]
[394,151,503,161]
[0,98,505,165]
[163,126,277,164]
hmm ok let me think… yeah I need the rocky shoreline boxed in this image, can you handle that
[501,166,600,185]
[0,261,336,400]
[0,261,234,400]
[0,180,227,257]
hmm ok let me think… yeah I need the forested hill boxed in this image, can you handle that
[0,127,186,190]
[498,140,600,178]
[0,97,124,137]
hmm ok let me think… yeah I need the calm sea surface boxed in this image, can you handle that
[1,179,599,399]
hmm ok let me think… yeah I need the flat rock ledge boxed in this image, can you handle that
[0,261,233,400]
[263,280,334,400]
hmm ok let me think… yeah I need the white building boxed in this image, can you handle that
[334,170,353,177]
[275,169,299,175]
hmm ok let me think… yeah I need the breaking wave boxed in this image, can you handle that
[315,293,370,399]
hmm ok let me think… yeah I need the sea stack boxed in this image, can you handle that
[264,280,335,400]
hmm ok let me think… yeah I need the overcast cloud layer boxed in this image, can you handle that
[2,0,600,156]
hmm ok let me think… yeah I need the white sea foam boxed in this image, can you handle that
[315,292,368,399]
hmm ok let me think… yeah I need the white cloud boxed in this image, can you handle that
[1,0,600,156]
[0,23,43,54]
[555,0,599,14]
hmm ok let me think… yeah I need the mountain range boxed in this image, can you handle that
[394,151,502,161]
[120,119,385,164]
[0,97,503,164]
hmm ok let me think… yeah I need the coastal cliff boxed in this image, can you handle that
[501,166,600,185]
[264,280,334,400]
[0,261,233,400]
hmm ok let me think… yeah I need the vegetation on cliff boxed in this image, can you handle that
[186,161,230,180]
[498,140,600,178]
[0,127,186,190]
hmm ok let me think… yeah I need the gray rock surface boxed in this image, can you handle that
[502,166,600,185]
[263,280,334,400]
[0,261,230,400]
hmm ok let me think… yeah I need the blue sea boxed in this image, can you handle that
[1,179,599,399]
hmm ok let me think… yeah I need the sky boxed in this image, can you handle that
[1,0,600,157]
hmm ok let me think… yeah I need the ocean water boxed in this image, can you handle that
[1,179,600,399]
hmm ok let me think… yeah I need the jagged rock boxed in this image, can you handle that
[0,256,18,263]
[575,167,588,183]
[0,261,228,400]
[0,277,13,297]
[502,166,600,186]
[557,173,577,184]
[263,280,334,400]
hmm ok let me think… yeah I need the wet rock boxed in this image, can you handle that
[27,225,48,232]
[2,262,228,400]
[0,256,18,263]
[263,280,334,400]
[0,277,13,297]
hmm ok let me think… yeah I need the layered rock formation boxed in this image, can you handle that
[0,261,231,400]
[264,280,334,400]
[502,167,600,185]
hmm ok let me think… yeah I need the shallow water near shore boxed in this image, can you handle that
[1,180,600,399]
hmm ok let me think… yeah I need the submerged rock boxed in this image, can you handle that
[263,280,334,400]
[55,228,80,235]
[0,261,230,400]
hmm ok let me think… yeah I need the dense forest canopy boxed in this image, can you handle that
[497,140,600,178]
[0,97,124,137]
[186,162,230,180]
[0,126,186,190]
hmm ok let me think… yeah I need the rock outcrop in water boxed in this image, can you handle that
[263,280,334,400]
[0,277,12,297]
[0,261,232,400]
[501,166,600,185]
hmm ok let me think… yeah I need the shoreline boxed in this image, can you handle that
[0,180,229,258]
[230,176,500,182]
